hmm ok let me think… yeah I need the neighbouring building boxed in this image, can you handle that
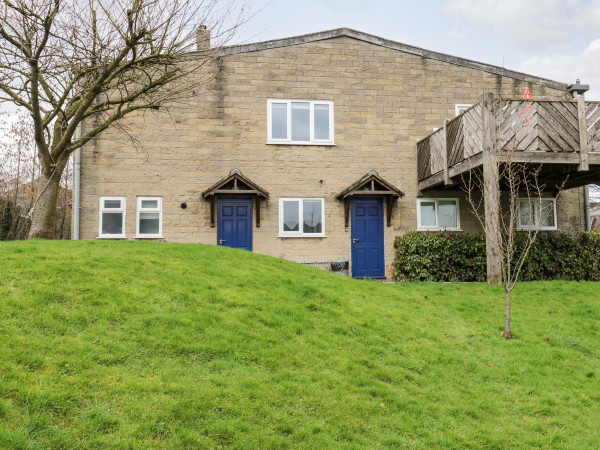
[591,201,600,231]
[75,28,598,278]
[2,178,72,240]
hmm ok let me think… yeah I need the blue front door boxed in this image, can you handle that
[217,198,252,251]
[351,198,385,278]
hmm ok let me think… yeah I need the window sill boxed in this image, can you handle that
[96,236,127,239]
[517,228,558,231]
[278,234,327,239]
[134,235,164,239]
[416,229,463,232]
[266,141,336,146]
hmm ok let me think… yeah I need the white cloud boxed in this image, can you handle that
[517,39,600,100]
[444,0,600,51]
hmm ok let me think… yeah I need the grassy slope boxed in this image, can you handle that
[0,241,599,448]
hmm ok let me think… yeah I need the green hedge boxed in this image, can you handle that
[392,231,600,282]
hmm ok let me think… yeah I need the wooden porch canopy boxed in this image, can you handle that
[336,170,405,227]
[201,169,269,228]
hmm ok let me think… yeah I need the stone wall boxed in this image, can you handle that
[79,35,583,277]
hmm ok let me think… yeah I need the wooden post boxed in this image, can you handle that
[210,196,215,228]
[256,198,261,228]
[344,198,350,228]
[577,95,589,171]
[482,93,502,285]
[442,119,451,185]
[386,197,393,227]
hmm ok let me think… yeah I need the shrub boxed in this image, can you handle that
[0,199,15,241]
[392,231,600,282]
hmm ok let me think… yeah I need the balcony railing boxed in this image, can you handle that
[417,97,600,187]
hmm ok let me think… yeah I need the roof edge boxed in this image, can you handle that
[209,28,567,92]
[336,170,405,199]
[201,169,269,198]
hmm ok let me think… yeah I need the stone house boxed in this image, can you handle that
[75,28,593,278]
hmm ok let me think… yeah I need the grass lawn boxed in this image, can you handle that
[0,240,599,448]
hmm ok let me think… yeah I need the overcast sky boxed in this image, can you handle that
[1,0,598,121]
[233,0,600,100]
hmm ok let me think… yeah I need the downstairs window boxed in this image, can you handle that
[279,198,325,237]
[518,198,557,230]
[136,197,163,238]
[417,198,460,231]
[99,196,126,238]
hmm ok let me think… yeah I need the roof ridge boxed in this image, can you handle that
[207,28,567,92]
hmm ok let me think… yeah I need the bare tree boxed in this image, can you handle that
[1,110,38,238]
[462,100,566,339]
[0,0,247,238]
[1,110,72,238]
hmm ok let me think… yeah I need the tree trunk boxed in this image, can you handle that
[28,170,62,239]
[504,288,513,339]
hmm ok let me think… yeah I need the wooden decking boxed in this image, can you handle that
[417,96,600,191]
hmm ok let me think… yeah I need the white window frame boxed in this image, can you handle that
[267,99,335,145]
[455,104,472,116]
[98,196,126,238]
[517,197,558,231]
[278,198,326,237]
[417,198,461,231]
[136,196,163,238]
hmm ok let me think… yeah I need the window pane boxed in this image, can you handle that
[519,201,534,227]
[283,201,299,232]
[139,212,160,234]
[438,200,457,228]
[540,200,555,227]
[141,199,158,209]
[314,104,330,140]
[291,102,310,141]
[102,212,123,235]
[272,103,287,139]
[420,201,436,227]
[104,199,121,209]
[303,200,322,234]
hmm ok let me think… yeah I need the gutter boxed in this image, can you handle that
[73,123,82,240]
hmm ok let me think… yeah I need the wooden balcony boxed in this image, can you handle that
[417,95,600,191]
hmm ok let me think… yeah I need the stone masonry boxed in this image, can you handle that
[78,29,586,278]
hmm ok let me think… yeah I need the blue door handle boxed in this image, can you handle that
[352,239,359,243]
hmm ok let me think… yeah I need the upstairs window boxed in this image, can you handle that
[99,196,126,238]
[518,198,557,230]
[417,198,460,231]
[136,197,163,238]
[455,104,472,116]
[279,198,325,237]
[268,99,334,144]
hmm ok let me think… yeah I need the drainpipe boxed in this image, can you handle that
[584,185,591,231]
[73,123,82,240]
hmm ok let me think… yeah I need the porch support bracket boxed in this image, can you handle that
[210,196,216,228]
[386,197,394,227]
